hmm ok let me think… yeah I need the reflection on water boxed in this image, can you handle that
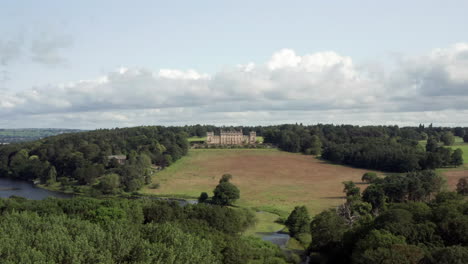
[0,177,73,200]
[260,232,290,248]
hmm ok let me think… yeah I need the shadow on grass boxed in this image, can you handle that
[320,196,346,200]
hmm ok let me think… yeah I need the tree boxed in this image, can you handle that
[456,177,468,195]
[464,134,468,143]
[46,166,57,185]
[285,206,311,238]
[426,137,439,152]
[425,246,468,264]
[440,132,455,146]
[451,148,464,166]
[361,172,378,183]
[98,173,120,194]
[307,135,322,155]
[212,181,240,206]
[310,209,347,251]
[362,184,386,212]
[198,192,209,203]
[343,181,360,198]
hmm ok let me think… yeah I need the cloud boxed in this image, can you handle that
[0,37,23,66]
[1,43,468,128]
[30,32,73,65]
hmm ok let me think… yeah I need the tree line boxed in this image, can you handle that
[261,124,465,172]
[0,126,189,194]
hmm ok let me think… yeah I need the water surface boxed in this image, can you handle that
[0,177,73,200]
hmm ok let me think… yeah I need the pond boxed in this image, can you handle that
[0,177,73,200]
[259,232,290,248]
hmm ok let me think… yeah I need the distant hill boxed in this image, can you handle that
[0,128,83,143]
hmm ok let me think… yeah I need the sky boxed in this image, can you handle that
[1,0,468,129]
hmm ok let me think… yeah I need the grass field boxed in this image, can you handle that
[447,137,468,165]
[188,136,206,142]
[439,136,468,188]
[142,149,377,216]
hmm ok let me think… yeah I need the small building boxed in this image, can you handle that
[107,155,127,165]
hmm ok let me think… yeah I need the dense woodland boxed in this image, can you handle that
[260,124,465,172]
[0,197,290,264]
[297,171,468,263]
[0,126,189,194]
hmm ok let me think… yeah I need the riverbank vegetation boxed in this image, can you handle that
[0,126,189,195]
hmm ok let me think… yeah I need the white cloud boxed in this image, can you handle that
[1,43,468,128]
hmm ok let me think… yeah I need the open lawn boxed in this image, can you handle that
[439,136,468,188]
[188,136,206,142]
[142,149,377,216]
[447,138,468,165]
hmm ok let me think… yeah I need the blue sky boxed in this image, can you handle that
[1,1,468,128]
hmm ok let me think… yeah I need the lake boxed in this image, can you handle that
[0,177,73,200]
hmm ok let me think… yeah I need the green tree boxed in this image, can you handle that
[198,192,209,203]
[440,132,455,146]
[426,137,439,152]
[362,172,378,183]
[463,134,468,143]
[343,181,360,198]
[212,181,240,206]
[425,246,468,264]
[285,206,311,238]
[362,184,386,212]
[310,209,347,251]
[307,135,322,155]
[451,148,463,166]
[46,166,57,185]
[98,173,121,194]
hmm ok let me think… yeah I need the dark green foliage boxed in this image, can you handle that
[464,134,468,143]
[212,182,240,206]
[362,184,386,212]
[0,126,189,194]
[212,176,240,206]
[424,246,468,264]
[309,168,467,264]
[426,137,439,152]
[0,197,287,264]
[97,173,120,194]
[343,181,360,198]
[451,149,464,166]
[262,124,466,172]
[198,192,209,203]
[361,172,378,183]
[310,209,347,251]
[285,206,310,239]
